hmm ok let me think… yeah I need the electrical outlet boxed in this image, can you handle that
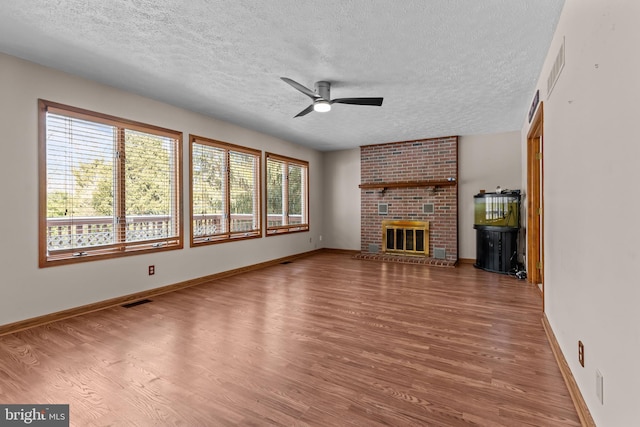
[148,265,155,275]
[578,341,585,367]
[596,369,604,404]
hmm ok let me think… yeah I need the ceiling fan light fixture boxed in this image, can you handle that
[313,100,331,113]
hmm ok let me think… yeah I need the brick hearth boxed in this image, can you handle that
[352,252,456,267]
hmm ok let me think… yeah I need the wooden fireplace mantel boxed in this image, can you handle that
[358,179,456,190]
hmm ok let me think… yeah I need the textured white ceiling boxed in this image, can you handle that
[0,0,564,151]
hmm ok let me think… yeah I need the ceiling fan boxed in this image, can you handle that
[280,77,383,117]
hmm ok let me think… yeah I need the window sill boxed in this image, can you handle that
[41,240,183,268]
[191,232,262,247]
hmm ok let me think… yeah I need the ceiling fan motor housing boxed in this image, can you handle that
[315,81,331,100]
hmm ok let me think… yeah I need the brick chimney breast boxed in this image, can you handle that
[360,136,458,263]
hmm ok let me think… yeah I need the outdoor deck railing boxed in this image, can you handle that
[46,215,174,250]
[46,213,302,250]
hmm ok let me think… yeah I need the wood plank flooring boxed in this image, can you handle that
[0,251,580,426]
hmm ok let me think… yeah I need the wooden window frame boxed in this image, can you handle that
[38,99,183,267]
[189,135,262,246]
[265,152,309,236]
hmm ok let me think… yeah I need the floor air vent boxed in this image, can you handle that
[121,299,153,308]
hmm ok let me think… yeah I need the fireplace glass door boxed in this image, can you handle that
[382,220,428,256]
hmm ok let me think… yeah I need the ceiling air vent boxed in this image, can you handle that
[547,37,565,98]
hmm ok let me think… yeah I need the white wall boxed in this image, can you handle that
[322,148,361,250]
[458,132,522,260]
[0,53,323,326]
[522,1,640,424]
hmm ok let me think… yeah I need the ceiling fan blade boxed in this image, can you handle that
[281,77,319,100]
[294,104,315,118]
[331,97,383,106]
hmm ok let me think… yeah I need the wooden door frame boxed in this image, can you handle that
[527,102,544,307]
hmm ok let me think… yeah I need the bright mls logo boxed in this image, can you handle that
[0,405,68,426]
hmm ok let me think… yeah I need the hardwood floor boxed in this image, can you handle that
[0,252,580,426]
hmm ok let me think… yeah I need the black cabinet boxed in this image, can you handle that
[474,225,518,273]
[473,191,520,274]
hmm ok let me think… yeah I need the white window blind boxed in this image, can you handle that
[287,162,306,226]
[266,157,284,227]
[192,142,226,238]
[229,150,260,233]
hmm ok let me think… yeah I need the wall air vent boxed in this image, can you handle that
[378,203,388,215]
[547,37,565,98]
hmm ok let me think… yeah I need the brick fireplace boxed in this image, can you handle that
[359,136,458,264]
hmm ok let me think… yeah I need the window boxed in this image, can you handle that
[266,153,309,235]
[39,100,183,267]
[190,135,261,245]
